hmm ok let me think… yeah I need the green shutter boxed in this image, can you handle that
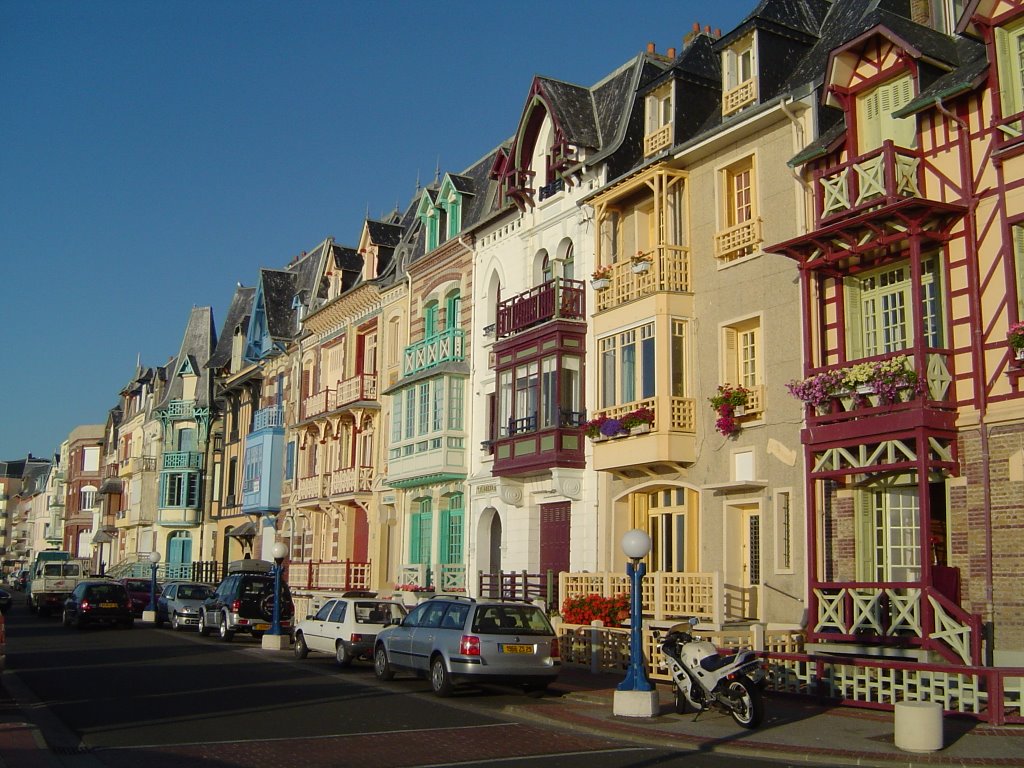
[439,508,451,563]
[854,489,876,581]
[996,26,1024,122]
[1015,225,1024,316]
[409,511,421,564]
[844,276,865,359]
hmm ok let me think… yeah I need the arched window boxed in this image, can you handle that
[444,290,461,331]
[562,242,575,280]
[423,301,439,339]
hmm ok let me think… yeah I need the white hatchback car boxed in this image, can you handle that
[293,592,407,667]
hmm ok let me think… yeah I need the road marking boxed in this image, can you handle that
[414,747,652,767]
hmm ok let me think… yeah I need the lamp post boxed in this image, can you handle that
[262,542,289,651]
[613,529,659,717]
[143,550,161,624]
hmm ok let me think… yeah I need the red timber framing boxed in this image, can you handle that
[770,135,981,663]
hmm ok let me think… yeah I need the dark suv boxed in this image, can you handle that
[197,560,294,641]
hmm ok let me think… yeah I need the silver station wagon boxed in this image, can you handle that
[373,596,560,696]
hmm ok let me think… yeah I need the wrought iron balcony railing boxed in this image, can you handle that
[161,451,203,471]
[495,278,585,339]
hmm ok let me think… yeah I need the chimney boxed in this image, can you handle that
[647,42,656,54]
[667,47,676,58]
[704,25,711,34]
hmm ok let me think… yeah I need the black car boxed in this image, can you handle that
[0,588,11,614]
[62,580,133,629]
[197,559,294,641]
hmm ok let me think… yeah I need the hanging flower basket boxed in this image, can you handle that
[709,384,750,437]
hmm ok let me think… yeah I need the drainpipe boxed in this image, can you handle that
[779,97,810,234]
[937,95,994,662]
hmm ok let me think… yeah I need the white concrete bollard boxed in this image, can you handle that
[894,700,944,752]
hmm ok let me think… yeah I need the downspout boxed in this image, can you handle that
[779,97,810,234]
[936,95,994,662]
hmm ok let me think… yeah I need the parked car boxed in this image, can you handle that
[197,559,294,641]
[373,596,560,697]
[0,588,11,614]
[293,592,407,667]
[62,580,133,629]
[120,578,160,617]
[156,581,213,630]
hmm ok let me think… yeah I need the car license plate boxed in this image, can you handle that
[99,603,117,608]
[252,623,269,631]
[501,644,533,654]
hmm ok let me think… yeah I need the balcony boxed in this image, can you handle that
[163,399,195,419]
[491,410,586,477]
[403,328,465,375]
[329,465,373,496]
[815,141,927,225]
[722,78,756,116]
[253,404,284,431]
[644,124,672,156]
[156,507,201,527]
[387,436,466,488]
[799,351,957,449]
[162,451,203,470]
[593,245,690,313]
[120,455,157,477]
[590,397,697,473]
[496,278,585,339]
[714,218,762,262]
[336,373,378,407]
[295,474,326,503]
[302,387,336,420]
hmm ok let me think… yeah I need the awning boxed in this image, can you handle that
[92,526,117,544]
[98,477,123,494]
[226,521,258,538]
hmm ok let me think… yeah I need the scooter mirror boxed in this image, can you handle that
[689,616,699,627]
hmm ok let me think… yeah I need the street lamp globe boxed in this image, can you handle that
[271,542,288,562]
[621,529,651,561]
[148,551,161,565]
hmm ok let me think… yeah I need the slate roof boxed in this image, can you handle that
[720,0,831,48]
[157,306,217,409]
[260,269,298,345]
[538,77,603,149]
[894,35,989,117]
[366,220,404,249]
[206,284,255,371]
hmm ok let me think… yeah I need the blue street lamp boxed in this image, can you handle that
[617,529,653,693]
[147,550,161,613]
[268,542,288,636]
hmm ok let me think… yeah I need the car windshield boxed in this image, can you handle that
[177,585,210,600]
[472,605,554,635]
[354,601,406,624]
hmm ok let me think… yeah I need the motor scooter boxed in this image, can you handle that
[658,617,766,728]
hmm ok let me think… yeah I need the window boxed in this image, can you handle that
[715,157,760,261]
[162,472,199,508]
[285,441,295,481]
[388,375,466,458]
[774,490,794,573]
[80,485,97,510]
[440,492,464,563]
[723,36,756,115]
[996,20,1024,122]
[845,256,943,357]
[599,323,655,409]
[423,301,439,339]
[647,487,691,572]
[444,290,461,331]
[670,319,688,397]
[856,75,916,153]
[410,498,432,565]
[496,352,582,436]
[644,82,673,155]
[722,317,761,390]
[1013,225,1024,318]
[856,485,920,582]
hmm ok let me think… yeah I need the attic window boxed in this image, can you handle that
[722,35,757,116]
[644,82,674,156]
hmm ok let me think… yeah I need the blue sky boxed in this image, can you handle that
[0,0,750,461]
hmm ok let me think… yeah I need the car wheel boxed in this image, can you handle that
[430,655,454,697]
[171,613,182,631]
[219,611,234,641]
[335,642,353,668]
[61,609,71,628]
[374,645,395,681]
[293,632,309,659]
[197,610,211,637]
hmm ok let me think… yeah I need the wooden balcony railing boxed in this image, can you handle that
[560,570,723,626]
[295,474,324,502]
[285,559,371,592]
[328,466,373,495]
[403,328,465,375]
[811,582,982,666]
[253,404,284,430]
[495,278,585,339]
[336,373,377,406]
[643,124,672,156]
[814,140,924,224]
[302,387,336,420]
[161,451,202,470]
[722,78,756,116]
[713,218,762,262]
[593,245,690,313]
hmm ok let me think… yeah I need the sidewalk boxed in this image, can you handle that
[514,665,1024,767]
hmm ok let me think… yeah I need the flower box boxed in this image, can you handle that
[1016,348,1024,361]
[591,277,610,290]
[631,261,651,274]
[629,424,652,435]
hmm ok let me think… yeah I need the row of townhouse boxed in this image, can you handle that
[8,0,1024,718]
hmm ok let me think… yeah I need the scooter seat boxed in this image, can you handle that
[699,651,737,672]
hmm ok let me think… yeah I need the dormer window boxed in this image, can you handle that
[417,176,466,252]
[644,82,674,156]
[723,34,757,116]
[855,74,915,153]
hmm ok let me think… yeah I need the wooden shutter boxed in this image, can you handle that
[996,26,1024,121]
[1014,225,1024,317]
[723,327,739,385]
[885,77,916,148]
[857,87,882,152]
[844,276,865,359]
[854,489,876,581]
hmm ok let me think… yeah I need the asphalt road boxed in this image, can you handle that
[2,604,831,768]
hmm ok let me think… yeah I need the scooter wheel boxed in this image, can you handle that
[673,687,691,714]
[726,676,764,729]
